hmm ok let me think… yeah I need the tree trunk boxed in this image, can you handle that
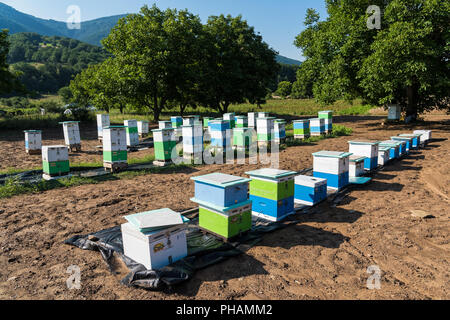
[153,93,159,122]
[180,104,186,117]
[221,102,230,114]
[406,85,418,122]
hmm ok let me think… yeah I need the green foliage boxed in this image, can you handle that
[71,5,279,120]
[0,29,23,94]
[6,33,109,94]
[275,81,293,98]
[294,0,450,118]
[58,86,72,104]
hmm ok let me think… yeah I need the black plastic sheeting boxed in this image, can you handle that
[64,217,300,291]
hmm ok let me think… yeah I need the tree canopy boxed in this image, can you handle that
[0,29,22,95]
[294,0,450,119]
[70,5,279,120]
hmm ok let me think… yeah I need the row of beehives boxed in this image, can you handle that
[118,129,432,271]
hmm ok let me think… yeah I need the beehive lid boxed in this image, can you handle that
[44,145,67,149]
[309,118,320,121]
[258,117,276,120]
[319,110,333,113]
[399,133,422,137]
[152,128,174,132]
[391,136,412,141]
[59,121,80,124]
[349,155,367,162]
[191,197,252,213]
[275,119,286,123]
[348,140,380,145]
[293,119,308,123]
[312,151,352,158]
[139,120,150,123]
[124,208,187,231]
[23,130,42,133]
[379,146,391,151]
[245,168,297,179]
[104,126,127,129]
[379,140,400,146]
[191,173,250,187]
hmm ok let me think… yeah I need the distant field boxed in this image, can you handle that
[1,96,379,130]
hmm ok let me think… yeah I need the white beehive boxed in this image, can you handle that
[137,121,150,136]
[96,114,110,140]
[183,124,203,154]
[378,147,390,166]
[121,208,189,270]
[61,121,81,146]
[248,112,256,127]
[312,151,352,190]
[348,140,380,171]
[124,120,139,147]
[309,118,325,136]
[258,112,269,118]
[349,155,366,177]
[102,126,127,165]
[256,117,275,142]
[388,105,401,120]
[42,145,69,162]
[24,130,42,154]
[42,145,70,178]
[159,121,172,129]
[413,130,432,144]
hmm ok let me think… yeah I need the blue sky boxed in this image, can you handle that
[1,0,328,60]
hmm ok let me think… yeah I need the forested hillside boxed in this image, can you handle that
[6,33,109,94]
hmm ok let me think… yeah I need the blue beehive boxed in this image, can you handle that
[398,134,421,149]
[309,118,325,136]
[191,173,250,207]
[379,141,400,160]
[294,175,327,206]
[348,140,380,171]
[390,136,413,154]
[312,151,352,190]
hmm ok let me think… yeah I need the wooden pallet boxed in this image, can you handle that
[103,162,128,173]
[26,149,42,155]
[198,226,249,243]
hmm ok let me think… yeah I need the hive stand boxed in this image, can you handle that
[68,144,82,152]
[104,161,128,173]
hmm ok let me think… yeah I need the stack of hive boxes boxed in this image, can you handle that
[159,121,172,129]
[318,111,333,134]
[102,126,128,172]
[398,133,421,149]
[24,130,42,155]
[258,112,269,119]
[248,113,256,128]
[152,127,176,165]
[274,119,286,143]
[223,113,236,129]
[246,168,297,222]
[312,151,352,190]
[293,120,310,139]
[191,173,252,240]
[137,120,149,138]
[96,114,110,141]
[294,175,327,206]
[390,136,413,154]
[209,120,232,153]
[309,118,325,136]
[183,122,203,162]
[413,130,432,145]
[233,127,254,151]
[235,116,248,128]
[256,117,275,147]
[171,116,183,141]
[121,208,189,270]
[42,145,70,180]
[348,140,380,171]
[379,140,400,160]
[124,120,139,148]
[60,121,81,152]
[203,117,213,142]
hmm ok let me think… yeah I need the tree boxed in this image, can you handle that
[276,81,292,98]
[199,14,279,113]
[294,0,450,118]
[58,86,73,104]
[0,29,22,94]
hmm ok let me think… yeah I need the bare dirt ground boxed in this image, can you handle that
[0,123,157,171]
[0,114,449,300]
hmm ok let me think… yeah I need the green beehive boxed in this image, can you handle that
[192,198,252,240]
[235,116,248,128]
[249,174,295,200]
[203,117,213,128]
[233,127,253,148]
[152,128,176,162]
